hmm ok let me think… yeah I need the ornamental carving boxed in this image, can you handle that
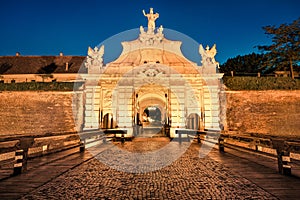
[137,65,166,84]
[139,27,164,46]
[85,45,104,73]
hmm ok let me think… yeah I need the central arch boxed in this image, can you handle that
[137,84,168,127]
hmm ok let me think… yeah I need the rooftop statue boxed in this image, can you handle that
[140,26,145,34]
[142,8,159,32]
[85,45,104,70]
[157,25,163,34]
[199,44,219,68]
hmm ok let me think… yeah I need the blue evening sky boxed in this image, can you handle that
[0,0,299,64]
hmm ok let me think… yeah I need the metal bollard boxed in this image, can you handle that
[13,149,24,175]
[278,151,291,175]
[218,138,225,152]
[80,140,85,152]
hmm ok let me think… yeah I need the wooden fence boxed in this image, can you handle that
[197,131,300,176]
[0,130,108,177]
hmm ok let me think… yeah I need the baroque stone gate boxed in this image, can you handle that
[77,8,224,138]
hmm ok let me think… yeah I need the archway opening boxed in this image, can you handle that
[102,113,114,129]
[142,106,162,127]
[186,113,201,130]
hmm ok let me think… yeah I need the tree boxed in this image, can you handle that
[219,53,264,75]
[258,18,300,79]
[37,63,58,74]
[0,63,13,74]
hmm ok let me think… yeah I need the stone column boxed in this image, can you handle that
[202,74,223,131]
[116,85,134,136]
[73,90,84,132]
[83,77,101,130]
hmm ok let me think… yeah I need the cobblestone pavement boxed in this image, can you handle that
[21,138,278,200]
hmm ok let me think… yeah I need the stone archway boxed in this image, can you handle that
[136,84,168,126]
[79,17,224,138]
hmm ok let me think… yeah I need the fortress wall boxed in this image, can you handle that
[0,90,299,138]
[0,91,77,136]
[225,90,300,137]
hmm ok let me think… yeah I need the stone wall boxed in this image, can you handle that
[0,90,299,138]
[225,90,300,138]
[0,91,77,137]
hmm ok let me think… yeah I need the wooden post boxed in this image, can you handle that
[290,58,294,80]
[230,71,234,77]
[197,132,201,144]
[178,131,182,144]
[187,132,190,143]
[218,137,225,152]
[13,149,24,175]
[277,150,291,175]
[80,140,85,152]
[165,126,170,137]
[121,133,125,144]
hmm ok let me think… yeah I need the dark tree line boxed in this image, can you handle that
[220,18,300,78]
[219,53,265,75]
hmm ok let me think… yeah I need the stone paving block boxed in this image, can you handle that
[1,139,299,199]
[18,141,280,200]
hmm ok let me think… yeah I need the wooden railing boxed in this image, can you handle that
[0,130,108,176]
[197,131,300,176]
[2,129,300,177]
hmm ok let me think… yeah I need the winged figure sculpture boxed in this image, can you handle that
[86,45,104,68]
[199,44,219,68]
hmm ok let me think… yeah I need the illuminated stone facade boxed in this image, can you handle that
[80,12,224,138]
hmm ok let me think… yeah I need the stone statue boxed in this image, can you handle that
[139,8,164,45]
[157,25,164,34]
[139,25,145,34]
[199,44,219,68]
[142,8,159,31]
[85,45,104,70]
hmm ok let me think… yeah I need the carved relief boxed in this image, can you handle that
[136,64,166,84]
[139,29,164,46]
[138,68,164,77]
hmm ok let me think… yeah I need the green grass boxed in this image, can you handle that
[2,77,299,91]
[222,76,300,90]
[0,82,84,91]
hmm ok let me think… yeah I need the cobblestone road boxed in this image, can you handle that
[21,138,278,199]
